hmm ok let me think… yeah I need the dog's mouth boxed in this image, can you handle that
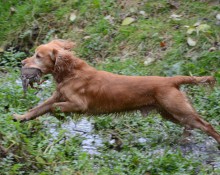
[21,67,43,94]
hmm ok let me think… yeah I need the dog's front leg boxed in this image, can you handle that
[13,92,60,121]
[13,104,53,121]
[28,91,60,112]
[52,101,87,113]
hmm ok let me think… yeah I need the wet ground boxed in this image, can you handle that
[45,117,103,155]
[179,139,220,168]
[43,116,220,169]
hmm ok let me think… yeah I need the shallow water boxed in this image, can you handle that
[179,138,220,168]
[45,116,220,169]
[45,117,103,155]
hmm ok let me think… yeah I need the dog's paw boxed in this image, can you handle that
[13,114,27,122]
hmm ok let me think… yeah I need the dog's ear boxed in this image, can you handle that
[53,50,74,82]
[50,48,59,61]
[63,40,76,50]
[49,39,76,51]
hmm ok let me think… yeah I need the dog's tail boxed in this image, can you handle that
[171,76,216,87]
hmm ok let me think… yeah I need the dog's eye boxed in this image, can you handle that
[36,54,41,59]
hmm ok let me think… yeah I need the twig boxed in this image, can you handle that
[43,134,65,154]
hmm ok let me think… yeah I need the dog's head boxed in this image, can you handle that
[21,40,75,74]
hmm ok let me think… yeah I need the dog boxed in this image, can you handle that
[13,39,220,144]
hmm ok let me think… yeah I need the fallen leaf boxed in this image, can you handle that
[0,47,4,52]
[104,15,112,20]
[121,17,135,25]
[139,11,148,19]
[160,41,166,47]
[187,27,196,34]
[208,47,216,52]
[144,57,156,66]
[10,7,16,13]
[196,24,210,33]
[69,13,76,22]
[170,14,182,20]
[187,37,196,46]
[183,25,190,28]
[193,21,201,27]
[129,8,136,13]
[104,15,114,24]
[139,11,146,16]
[216,14,220,20]
[167,0,179,9]
[83,36,91,40]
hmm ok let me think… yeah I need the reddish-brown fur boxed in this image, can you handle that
[14,40,220,144]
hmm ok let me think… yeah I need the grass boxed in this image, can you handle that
[0,0,220,174]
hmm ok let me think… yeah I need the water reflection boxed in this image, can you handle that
[46,117,103,155]
[179,138,220,168]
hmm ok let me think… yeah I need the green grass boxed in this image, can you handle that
[1,0,220,174]
[1,51,220,175]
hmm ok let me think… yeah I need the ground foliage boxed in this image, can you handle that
[0,0,220,174]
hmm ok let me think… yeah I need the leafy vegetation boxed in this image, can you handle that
[1,0,220,174]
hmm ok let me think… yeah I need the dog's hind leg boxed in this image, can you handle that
[156,88,220,144]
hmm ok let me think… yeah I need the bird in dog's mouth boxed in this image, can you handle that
[20,67,43,94]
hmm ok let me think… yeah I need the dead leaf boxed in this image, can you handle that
[10,7,16,14]
[83,36,91,40]
[144,57,156,66]
[187,37,196,46]
[167,0,179,9]
[0,47,4,52]
[129,7,136,13]
[216,14,220,20]
[121,17,135,25]
[193,21,201,27]
[196,24,210,33]
[69,13,76,22]
[208,47,216,52]
[160,41,166,47]
[104,15,114,24]
[187,27,196,35]
[139,11,145,15]
[169,14,182,21]
[183,25,190,28]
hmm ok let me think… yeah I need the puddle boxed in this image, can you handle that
[136,136,220,168]
[15,78,21,85]
[178,138,220,168]
[44,117,103,155]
